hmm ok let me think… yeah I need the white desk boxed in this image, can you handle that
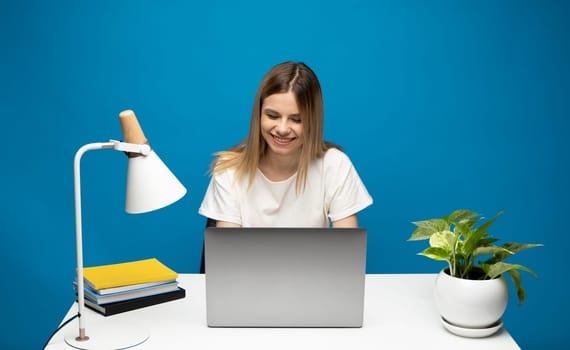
[46,274,520,349]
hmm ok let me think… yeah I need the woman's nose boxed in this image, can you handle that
[275,118,290,134]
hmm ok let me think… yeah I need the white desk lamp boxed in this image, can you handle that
[64,110,187,349]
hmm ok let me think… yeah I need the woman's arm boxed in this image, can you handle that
[216,220,241,227]
[332,214,359,228]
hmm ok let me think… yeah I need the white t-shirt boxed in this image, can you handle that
[198,148,373,227]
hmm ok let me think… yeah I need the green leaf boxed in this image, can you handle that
[473,210,504,236]
[473,246,512,258]
[485,242,543,265]
[486,261,539,280]
[453,221,472,237]
[463,227,487,257]
[479,237,500,246]
[429,231,456,250]
[461,211,500,254]
[418,247,450,261]
[447,209,479,223]
[501,242,544,254]
[408,219,448,241]
[506,269,526,305]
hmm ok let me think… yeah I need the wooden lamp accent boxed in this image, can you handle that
[119,110,148,145]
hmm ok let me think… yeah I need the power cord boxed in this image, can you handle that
[42,313,79,349]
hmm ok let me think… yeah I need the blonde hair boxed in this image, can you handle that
[211,61,340,192]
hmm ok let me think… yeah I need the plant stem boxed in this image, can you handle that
[451,232,461,277]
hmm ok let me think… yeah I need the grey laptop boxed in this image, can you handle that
[204,227,367,327]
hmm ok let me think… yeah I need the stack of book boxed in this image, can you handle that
[75,258,186,316]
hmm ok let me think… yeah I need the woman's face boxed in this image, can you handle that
[260,91,304,159]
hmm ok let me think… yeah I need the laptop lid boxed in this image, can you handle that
[204,227,367,327]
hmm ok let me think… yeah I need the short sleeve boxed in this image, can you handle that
[324,149,373,222]
[198,170,242,225]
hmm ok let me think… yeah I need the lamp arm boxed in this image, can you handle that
[72,142,115,341]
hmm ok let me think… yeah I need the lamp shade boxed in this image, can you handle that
[125,150,187,214]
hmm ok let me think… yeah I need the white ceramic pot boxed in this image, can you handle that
[434,268,508,329]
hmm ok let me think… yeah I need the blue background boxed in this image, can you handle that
[1,0,568,348]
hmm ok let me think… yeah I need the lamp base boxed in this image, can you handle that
[64,319,149,350]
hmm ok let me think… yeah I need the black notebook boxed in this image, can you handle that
[83,287,186,316]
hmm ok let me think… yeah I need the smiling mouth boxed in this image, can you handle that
[272,135,296,146]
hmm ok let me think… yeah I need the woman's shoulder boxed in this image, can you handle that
[316,148,356,177]
[210,166,237,185]
[216,164,237,176]
[323,147,352,165]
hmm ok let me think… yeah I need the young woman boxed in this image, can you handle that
[199,61,372,227]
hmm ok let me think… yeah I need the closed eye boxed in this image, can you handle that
[263,108,280,119]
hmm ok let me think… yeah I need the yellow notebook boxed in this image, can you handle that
[83,258,178,290]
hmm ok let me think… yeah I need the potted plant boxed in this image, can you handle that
[408,209,542,337]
